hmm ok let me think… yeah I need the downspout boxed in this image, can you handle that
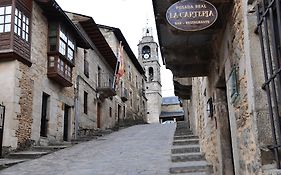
[74,76,80,139]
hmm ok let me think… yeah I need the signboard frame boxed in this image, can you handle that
[166,0,218,32]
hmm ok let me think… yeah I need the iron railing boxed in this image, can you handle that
[257,0,281,168]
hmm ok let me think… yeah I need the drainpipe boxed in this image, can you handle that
[74,76,80,139]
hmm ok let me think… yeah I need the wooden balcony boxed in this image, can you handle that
[97,73,116,99]
[47,54,73,87]
[121,88,128,102]
[0,0,32,66]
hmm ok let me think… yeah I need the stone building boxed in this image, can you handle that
[98,24,147,125]
[138,28,162,123]
[0,0,146,154]
[0,0,91,151]
[160,96,184,123]
[153,0,281,174]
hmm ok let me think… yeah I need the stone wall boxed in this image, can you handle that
[189,0,266,174]
[29,3,75,144]
[16,62,33,150]
[0,61,18,150]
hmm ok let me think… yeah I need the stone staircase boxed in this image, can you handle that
[170,122,213,175]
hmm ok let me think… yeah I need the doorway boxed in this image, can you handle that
[63,104,71,141]
[117,104,121,123]
[97,103,101,128]
[40,93,49,137]
[216,75,235,175]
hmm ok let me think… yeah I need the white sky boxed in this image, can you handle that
[56,0,174,97]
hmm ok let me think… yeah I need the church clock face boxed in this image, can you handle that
[143,53,150,59]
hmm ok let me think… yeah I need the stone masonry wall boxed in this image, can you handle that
[16,62,34,150]
[190,0,264,174]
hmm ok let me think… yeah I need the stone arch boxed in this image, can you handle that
[142,45,151,55]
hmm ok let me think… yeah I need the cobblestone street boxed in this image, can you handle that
[0,124,176,175]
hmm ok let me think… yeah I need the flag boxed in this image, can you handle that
[114,42,125,87]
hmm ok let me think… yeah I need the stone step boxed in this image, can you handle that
[8,151,49,159]
[32,145,68,152]
[171,152,204,162]
[173,139,199,146]
[170,161,212,174]
[170,172,209,175]
[172,145,200,154]
[174,135,199,140]
[0,159,28,170]
[174,131,191,136]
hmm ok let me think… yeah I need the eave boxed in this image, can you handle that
[152,0,232,77]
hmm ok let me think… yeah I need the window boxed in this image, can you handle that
[49,23,57,51]
[149,67,154,82]
[109,107,112,117]
[97,66,101,87]
[0,6,11,33]
[130,91,133,107]
[129,72,132,82]
[84,91,88,114]
[14,8,29,42]
[84,50,89,78]
[59,28,75,61]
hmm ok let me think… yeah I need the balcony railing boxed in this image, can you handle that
[47,55,73,87]
[97,73,116,98]
[121,88,128,102]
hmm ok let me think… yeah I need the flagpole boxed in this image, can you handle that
[113,41,122,89]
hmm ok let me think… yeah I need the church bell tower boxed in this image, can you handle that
[138,27,162,123]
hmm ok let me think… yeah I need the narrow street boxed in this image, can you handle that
[0,124,176,175]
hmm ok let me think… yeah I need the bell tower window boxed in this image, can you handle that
[149,67,154,82]
[142,45,151,59]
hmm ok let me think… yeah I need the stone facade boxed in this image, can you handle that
[185,0,272,175]
[0,0,147,154]
[99,25,147,126]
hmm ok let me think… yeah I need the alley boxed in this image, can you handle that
[0,124,176,175]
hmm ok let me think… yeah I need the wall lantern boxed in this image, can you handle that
[207,97,213,118]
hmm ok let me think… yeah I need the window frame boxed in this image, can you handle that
[84,91,88,115]
[0,5,12,33]
[14,7,30,42]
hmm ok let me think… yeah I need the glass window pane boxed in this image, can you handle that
[15,9,18,16]
[26,25,29,33]
[26,33,28,42]
[0,7,4,15]
[5,6,11,14]
[22,31,25,39]
[5,15,11,23]
[14,17,17,25]
[59,40,66,55]
[0,25,3,32]
[17,28,20,35]
[68,49,74,60]
[0,16,4,24]
[4,24,10,32]
[26,18,29,25]
[14,25,17,33]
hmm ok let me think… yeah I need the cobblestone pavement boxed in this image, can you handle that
[0,123,176,175]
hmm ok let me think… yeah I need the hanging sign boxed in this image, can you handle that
[166,0,218,32]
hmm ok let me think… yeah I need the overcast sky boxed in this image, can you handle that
[56,0,174,97]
